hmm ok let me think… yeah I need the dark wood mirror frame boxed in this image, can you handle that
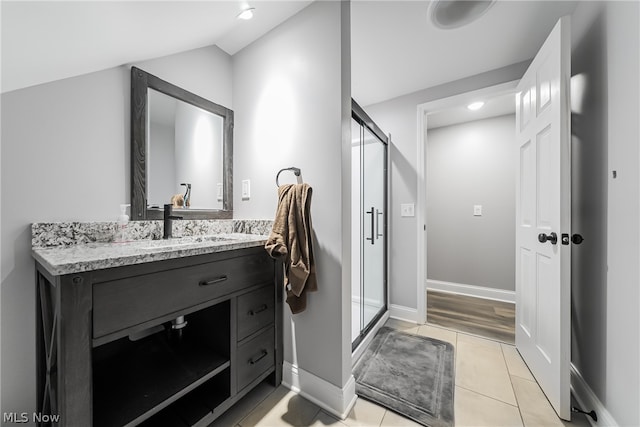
[131,66,233,220]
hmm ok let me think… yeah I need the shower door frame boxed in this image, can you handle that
[352,99,389,351]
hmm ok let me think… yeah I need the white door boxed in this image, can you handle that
[515,16,571,420]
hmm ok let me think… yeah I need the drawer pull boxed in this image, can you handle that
[248,304,268,316]
[249,350,268,365]
[199,275,228,287]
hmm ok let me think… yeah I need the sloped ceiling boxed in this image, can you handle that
[1,1,312,93]
[2,0,578,105]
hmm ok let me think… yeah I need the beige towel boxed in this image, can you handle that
[265,184,317,314]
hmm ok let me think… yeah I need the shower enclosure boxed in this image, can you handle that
[351,100,388,350]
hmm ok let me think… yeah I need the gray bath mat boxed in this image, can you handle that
[353,326,454,427]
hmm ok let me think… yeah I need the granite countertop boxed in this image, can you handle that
[33,232,269,276]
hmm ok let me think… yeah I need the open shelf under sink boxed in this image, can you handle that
[93,301,230,427]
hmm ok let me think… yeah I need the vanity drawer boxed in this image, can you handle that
[237,328,275,391]
[93,253,273,339]
[237,285,275,341]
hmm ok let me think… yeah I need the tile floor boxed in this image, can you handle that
[210,319,592,427]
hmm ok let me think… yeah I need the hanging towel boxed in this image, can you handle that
[265,183,317,314]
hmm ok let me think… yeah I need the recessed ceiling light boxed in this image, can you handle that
[237,7,255,20]
[428,0,496,30]
[467,101,485,111]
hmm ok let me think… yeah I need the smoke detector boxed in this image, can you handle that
[428,0,496,29]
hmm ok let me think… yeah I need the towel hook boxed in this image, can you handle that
[276,167,302,187]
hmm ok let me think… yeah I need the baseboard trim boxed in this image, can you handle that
[389,304,419,323]
[570,363,618,427]
[427,279,515,303]
[282,361,357,420]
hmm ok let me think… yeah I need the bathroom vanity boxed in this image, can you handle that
[32,223,282,426]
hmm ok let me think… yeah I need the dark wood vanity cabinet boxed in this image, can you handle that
[35,246,283,426]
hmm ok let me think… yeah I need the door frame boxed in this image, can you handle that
[415,80,520,324]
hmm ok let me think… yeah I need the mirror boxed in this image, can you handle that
[131,66,233,220]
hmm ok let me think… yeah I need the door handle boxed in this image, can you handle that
[366,207,374,245]
[538,232,558,245]
[376,209,383,239]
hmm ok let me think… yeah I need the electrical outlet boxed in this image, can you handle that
[242,180,250,200]
[474,205,482,216]
[401,203,415,217]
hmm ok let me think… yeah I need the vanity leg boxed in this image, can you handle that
[36,272,47,419]
[273,261,284,386]
[56,274,93,426]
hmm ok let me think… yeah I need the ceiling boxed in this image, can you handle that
[2,1,579,104]
[426,92,515,130]
[351,0,578,105]
[1,1,312,93]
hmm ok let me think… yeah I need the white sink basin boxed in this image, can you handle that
[135,235,237,250]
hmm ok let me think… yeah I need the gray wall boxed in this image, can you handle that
[427,115,515,291]
[364,61,528,309]
[148,121,176,206]
[1,45,232,416]
[570,1,639,425]
[232,1,352,389]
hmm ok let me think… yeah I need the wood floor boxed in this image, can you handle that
[427,290,515,344]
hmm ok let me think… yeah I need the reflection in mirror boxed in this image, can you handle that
[131,67,233,220]
[147,89,224,210]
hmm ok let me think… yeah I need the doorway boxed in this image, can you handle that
[415,81,519,323]
[423,91,518,343]
[351,99,388,351]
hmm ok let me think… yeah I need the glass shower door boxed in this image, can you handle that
[361,127,386,329]
[352,99,387,350]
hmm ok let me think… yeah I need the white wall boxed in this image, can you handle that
[148,121,176,206]
[0,45,232,416]
[603,2,639,424]
[427,115,515,292]
[364,61,529,311]
[174,102,224,209]
[570,1,640,425]
[232,0,353,407]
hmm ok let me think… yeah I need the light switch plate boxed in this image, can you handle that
[474,205,482,216]
[217,183,223,201]
[242,180,250,200]
[401,203,415,217]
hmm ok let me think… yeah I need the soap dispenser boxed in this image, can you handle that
[116,204,131,243]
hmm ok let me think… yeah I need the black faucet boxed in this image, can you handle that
[163,204,183,239]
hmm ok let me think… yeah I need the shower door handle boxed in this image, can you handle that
[366,207,375,245]
[376,209,383,239]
